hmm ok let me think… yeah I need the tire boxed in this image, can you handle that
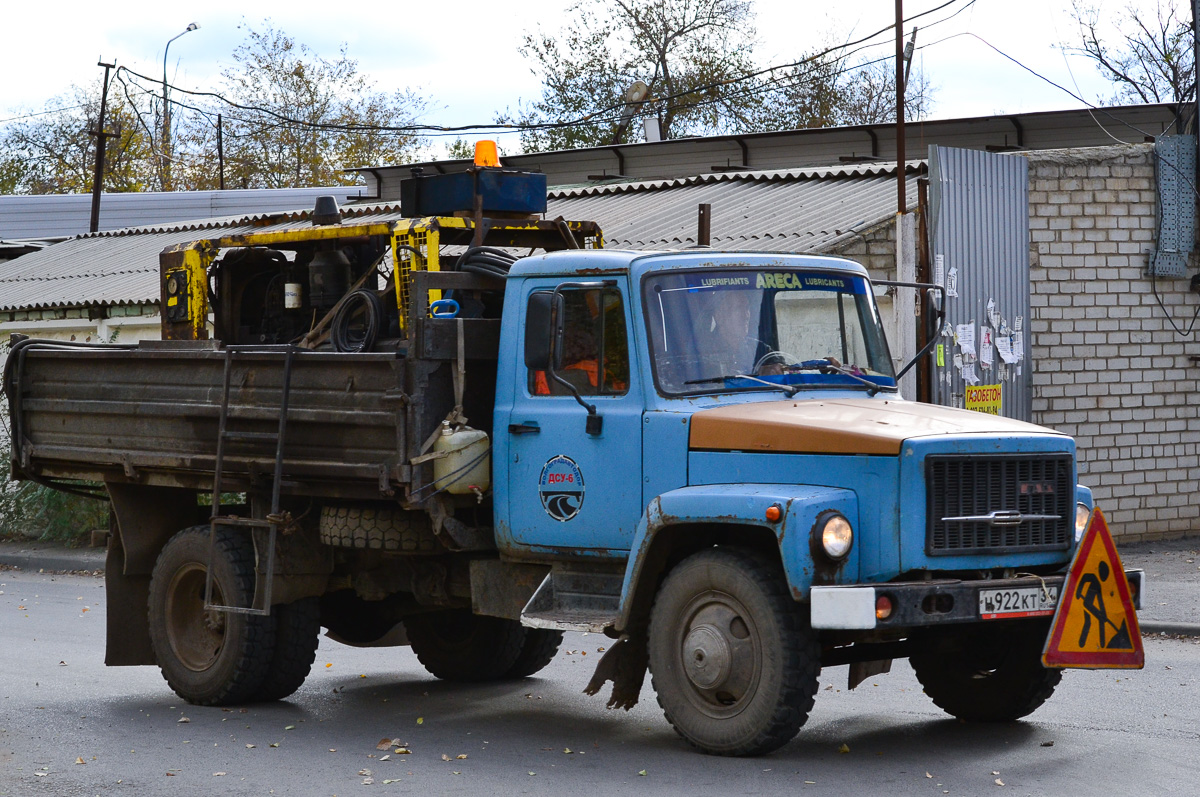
[405,610,526,682]
[648,547,820,756]
[255,597,321,701]
[504,629,564,678]
[909,619,1063,722]
[147,526,276,706]
[319,504,438,553]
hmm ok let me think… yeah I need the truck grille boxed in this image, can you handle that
[926,454,1072,556]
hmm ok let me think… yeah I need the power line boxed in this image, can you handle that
[111,0,977,139]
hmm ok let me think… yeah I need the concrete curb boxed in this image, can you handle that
[0,548,105,574]
[1140,621,1200,638]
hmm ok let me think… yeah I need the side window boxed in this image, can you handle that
[529,288,629,396]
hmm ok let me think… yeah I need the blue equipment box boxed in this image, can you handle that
[400,170,548,217]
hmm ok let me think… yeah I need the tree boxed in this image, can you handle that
[0,82,158,194]
[503,0,936,153]
[0,22,428,195]
[1065,0,1194,105]
[502,0,765,151]
[178,22,428,190]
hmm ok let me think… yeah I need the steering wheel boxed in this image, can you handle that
[753,350,800,375]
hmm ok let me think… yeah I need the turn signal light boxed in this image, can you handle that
[765,504,782,522]
[875,595,893,620]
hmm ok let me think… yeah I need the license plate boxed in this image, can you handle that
[978,585,1059,619]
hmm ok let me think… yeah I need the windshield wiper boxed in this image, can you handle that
[821,364,900,397]
[684,374,802,397]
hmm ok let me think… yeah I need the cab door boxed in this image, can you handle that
[503,279,644,554]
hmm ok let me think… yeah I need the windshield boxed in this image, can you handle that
[643,268,896,395]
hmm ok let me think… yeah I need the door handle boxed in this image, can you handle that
[508,422,541,435]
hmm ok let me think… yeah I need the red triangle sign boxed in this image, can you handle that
[1043,507,1144,669]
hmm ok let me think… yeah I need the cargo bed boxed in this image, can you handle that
[6,339,420,500]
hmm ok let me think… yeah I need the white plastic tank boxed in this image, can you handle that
[432,421,491,494]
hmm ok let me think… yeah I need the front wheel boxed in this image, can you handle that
[648,547,820,756]
[147,526,276,705]
[909,620,1062,722]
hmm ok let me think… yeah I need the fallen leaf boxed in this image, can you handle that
[380,755,390,761]
[269,742,279,748]
[330,749,338,753]
[638,769,647,776]
[395,748,411,755]
[1040,741,1055,747]
[456,754,467,760]
[452,770,461,775]
[838,743,850,754]
[165,772,175,777]
[285,725,295,731]
[995,779,1005,786]
[417,717,424,725]
[58,661,67,666]
[74,757,85,765]
[325,663,333,668]
[359,769,372,776]
[363,777,374,785]
[528,771,536,776]
[563,748,572,754]
[383,779,399,784]
[442,754,451,762]
[178,717,190,724]
[81,607,89,613]
[213,772,226,777]
[34,772,47,777]
[926,772,932,778]
[246,744,256,749]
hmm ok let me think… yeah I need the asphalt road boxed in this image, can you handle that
[2,567,1199,796]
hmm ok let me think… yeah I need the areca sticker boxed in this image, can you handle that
[539,455,585,521]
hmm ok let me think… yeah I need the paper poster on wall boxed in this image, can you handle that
[936,343,945,368]
[980,327,994,369]
[966,384,1002,415]
[947,266,959,297]
[998,361,1008,382]
[934,254,945,288]
[955,322,976,358]
[996,334,1018,364]
[986,299,1001,331]
[962,362,981,385]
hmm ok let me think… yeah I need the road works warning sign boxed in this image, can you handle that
[1042,508,1144,669]
[965,384,1002,415]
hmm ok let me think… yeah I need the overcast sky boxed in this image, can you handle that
[0,0,1178,155]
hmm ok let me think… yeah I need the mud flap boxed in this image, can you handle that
[583,635,648,710]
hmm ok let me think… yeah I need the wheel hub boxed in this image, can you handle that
[682,625,731,689]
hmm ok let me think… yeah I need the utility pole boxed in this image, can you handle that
[89,59,117,234]
[895,0,906,215]
[217,113,225,190]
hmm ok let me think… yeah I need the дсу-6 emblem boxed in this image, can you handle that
[538,455,584,522]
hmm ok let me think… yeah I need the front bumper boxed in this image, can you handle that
[810,568,1144,630]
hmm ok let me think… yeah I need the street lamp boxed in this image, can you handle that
[162,22,199,192]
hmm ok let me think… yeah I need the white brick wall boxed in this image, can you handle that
[1023,144,1200,541]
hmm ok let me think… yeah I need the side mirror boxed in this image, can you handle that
[923,289,943,343]
[524,291,564,371]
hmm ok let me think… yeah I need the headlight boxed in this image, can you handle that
[816,512,853,560]
[1075,503,1092,542]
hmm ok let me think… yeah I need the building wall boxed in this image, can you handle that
[1024,144,1199,541]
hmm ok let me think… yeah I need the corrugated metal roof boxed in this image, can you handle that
[547,164,919,252]
[0,164,919,311]
[0,186,370,240]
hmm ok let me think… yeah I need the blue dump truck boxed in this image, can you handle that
[4,172,1139,756]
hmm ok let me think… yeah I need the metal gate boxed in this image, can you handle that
[927,145,1031,421]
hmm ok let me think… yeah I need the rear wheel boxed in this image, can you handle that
[504,629,564,678]
[648,547,820,756]
[405,610,525,682]
[909,620,1062,722]
[256,597,321,701]
[147,526,276,705]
